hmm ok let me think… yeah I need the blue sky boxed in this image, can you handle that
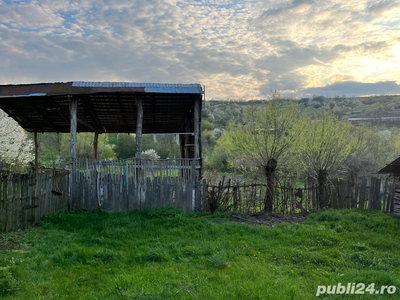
[0,0,399,99]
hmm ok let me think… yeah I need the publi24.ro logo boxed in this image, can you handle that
[316,283,396,296]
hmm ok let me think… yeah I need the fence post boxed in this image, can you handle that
[382,178,388,212]
[202,179,207,212]
[359,177,367,209]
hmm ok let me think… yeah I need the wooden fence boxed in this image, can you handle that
[70,158,206,213]
[207,176,397,215]
[0,169,69,233]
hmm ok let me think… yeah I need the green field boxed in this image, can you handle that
[1,208,399,299]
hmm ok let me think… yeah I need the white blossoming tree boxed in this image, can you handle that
[0,109,34,172]
[141,149,160,160]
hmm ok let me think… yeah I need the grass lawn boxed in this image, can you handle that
[0,208,399,299]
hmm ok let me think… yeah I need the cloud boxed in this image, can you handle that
[366,0,400,16]
[0,2,64,29]
[0,0,399,99]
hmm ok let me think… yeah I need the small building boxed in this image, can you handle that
[0,81,205,212]
[377,157,400,215]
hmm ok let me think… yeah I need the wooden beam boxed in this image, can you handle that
[47,98,70,124]
[34,132,39,173]
[70,99,77,162]
[135,98,143,159]
[69,98,77,209]
[28,104,55,130]
[77,117,95,131]
[194,99,200,163]
[94,132,99,159]
[3,107,37,131]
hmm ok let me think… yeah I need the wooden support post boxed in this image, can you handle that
[194,98,200,209]
[135,98,143,159]
[135,97,143,207]
[34,132,39,173]
[94,132,99,160]
[69,98,77,209]
[194,99,200,164]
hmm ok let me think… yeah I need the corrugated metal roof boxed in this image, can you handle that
[0,81,203,134]
[72,82,203,94]
[377,157,400,174]
[0,93,47,98]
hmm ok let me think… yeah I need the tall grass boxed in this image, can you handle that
[0,208,399,299]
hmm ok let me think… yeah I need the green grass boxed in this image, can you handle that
[1,208,400,299]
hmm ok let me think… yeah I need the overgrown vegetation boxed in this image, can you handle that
[0,207,399,299]
[2,94,400,175]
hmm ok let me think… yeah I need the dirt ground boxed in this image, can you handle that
[229,211,307,226]
[0,242,18,251]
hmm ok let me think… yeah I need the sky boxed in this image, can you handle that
[0,0,400,100]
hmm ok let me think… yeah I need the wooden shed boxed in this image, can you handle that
[378,157,400,215]
[0,82,205,212]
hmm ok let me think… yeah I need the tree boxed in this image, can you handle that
[0,109,33,172]
[141,149,160,160]
[36,132,117,168]
[298,111,368,208]
[114,134,136,159]
[222,100,306,211]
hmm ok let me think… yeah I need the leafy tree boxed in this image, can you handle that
[297,112,368,208]
[36,132,116,168]
[114,134,136,159]
[149,135,180,159]
[222,100,306,211]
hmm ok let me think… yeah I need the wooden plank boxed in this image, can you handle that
[16,175,21,230]
[354,180,359,209]
[392,183,397,214]
[34,132,39,174]
[376,178,381,211]
[202,179,207,212]
[386,183,392,213]
[359,178,367,209]
[311,181,316,209]
[382,178,388,212]
[368,177,375,209]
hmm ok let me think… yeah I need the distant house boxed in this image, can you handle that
[378,157,400,215]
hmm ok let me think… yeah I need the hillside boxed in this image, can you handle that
[204,95,400,129]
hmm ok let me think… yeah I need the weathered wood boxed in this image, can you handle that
[359,177,367,209]
[94,132,99,160]
[34,132,39,173]
[354,180,359,208]
[69,98,77,208]
[201,179,207,212]
[382,178,388,212]
[135,98,143,159]
[376,178,382,211]
[194,100,200,162]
